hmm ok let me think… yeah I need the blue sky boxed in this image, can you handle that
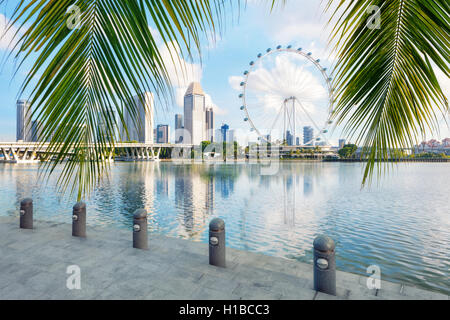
[0,1,448,144]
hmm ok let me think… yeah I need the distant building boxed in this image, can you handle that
[286,130,294,146]
[184,82,206,145]
[120,92,154,143]
[220,124,230,143]
[205,107,214,142]
[303,126,314,146]
[339,139,346,149]
[174,114,184,144]
[17,100,32,142]
[215,129,222,143]
[228,130,236,144]
[156,125,170,144]
[296,137,300,146]
[31,120,42,143]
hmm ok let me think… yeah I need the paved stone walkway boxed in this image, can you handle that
[0,216,448,300]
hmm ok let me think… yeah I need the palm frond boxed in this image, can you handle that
[4,0,237,200]
[327,0,449,184]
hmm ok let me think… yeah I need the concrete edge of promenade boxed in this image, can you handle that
[0,216,448,300]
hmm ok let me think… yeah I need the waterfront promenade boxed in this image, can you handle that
[0,216,447,300]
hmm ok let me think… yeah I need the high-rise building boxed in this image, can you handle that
[175,114,184,144]
[286,130,294,146]
[220,124,229,143]
[175,114,183,130]
[120,92,154,143]
[205,107,214,142]
[31,120,42,143]
[17,100,32,142]
[339,139,346,149]
[184,82,206,145]
[296,137,300,146]
[303,126,314,146]
[156,125,170,144]
[228,130,236,144]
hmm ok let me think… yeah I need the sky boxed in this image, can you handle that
[0,1,448,145]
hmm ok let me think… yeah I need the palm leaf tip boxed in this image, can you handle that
[327,0,449,184]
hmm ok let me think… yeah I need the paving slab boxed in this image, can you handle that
[0,216,447,300]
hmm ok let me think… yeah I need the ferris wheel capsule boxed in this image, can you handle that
[240,106,245,110]
[257,53,262,58]
[250,61,255,66]
[244,71,249,75]
[244,118,249,122]
[266,48,271,53]
[316,59,321,63]
[307,52,312,56]
[276,45,282,49]
[239,94,244,98]
[297,48,302,51]
[240,82,245,86]
[287,45,292,49]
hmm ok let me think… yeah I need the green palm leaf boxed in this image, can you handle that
[2,0,234,199]
[326,0,449,184]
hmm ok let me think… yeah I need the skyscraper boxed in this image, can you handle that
[175,114,184,144]
[228,130,236,144]
[286,130,294,146]
[220,124,229,143]
[339,139,346,149]
[17,100,32,142]
[120,92,154,143]
[156,125,170,144]
[184,82,206,145]
[205,107,214,142]
[31,120,42,143]
[303,126,314,146]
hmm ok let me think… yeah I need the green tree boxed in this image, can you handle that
[201,141,212,152]
[338,144,358,159]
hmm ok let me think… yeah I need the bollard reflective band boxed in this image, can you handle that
[72,215,78,221]
[20,210,25,216]
[317,258,329,270]
[133,224,141,232]
[210,237,219,246]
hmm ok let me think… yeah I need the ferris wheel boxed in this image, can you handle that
[238,45,335,146]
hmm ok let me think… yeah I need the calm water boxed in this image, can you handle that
[0,162,449,294]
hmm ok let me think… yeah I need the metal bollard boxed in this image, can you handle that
[209,218,226,268]
[133,209,148,250]
[313,235,336,296]
[20,198,33,229]
[72,202,87,238]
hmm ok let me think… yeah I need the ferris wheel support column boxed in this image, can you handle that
[292,98,296,144]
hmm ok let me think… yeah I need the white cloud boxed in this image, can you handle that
[151,29,226,116]
[248,1,332,44]
[0,14,19,51]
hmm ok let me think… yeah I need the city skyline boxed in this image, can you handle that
[1,1,447,144]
